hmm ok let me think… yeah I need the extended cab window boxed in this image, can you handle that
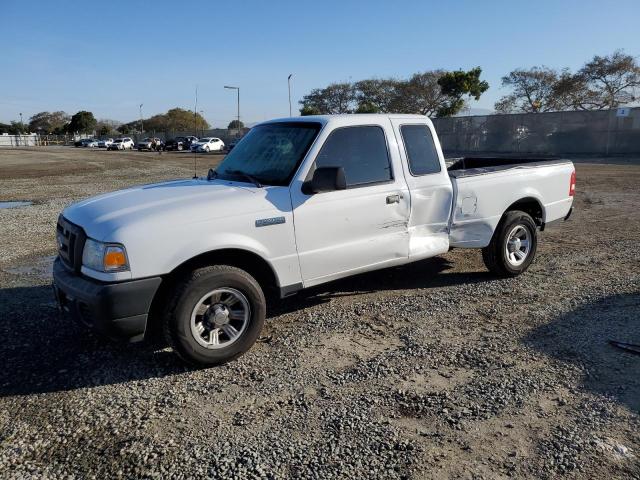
[401,125,441,175]
[315,126,392,187]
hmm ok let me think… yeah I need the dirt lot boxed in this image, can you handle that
[0,147,638,479]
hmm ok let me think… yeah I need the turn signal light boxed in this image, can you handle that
[104,247,127,270]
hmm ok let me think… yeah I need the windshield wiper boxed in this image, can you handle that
[226,170,263,188]
[207,169,218,181]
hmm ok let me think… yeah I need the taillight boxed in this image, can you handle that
[569,170,576,197]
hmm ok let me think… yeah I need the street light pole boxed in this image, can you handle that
[288,74,293,117]
[139,104,144,136]
[224,85,240,137]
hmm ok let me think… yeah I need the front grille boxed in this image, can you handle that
[56,215,87,273]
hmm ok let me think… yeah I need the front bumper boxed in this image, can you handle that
[52,257,162,342]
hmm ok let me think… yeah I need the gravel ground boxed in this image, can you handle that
[0,147,638,479]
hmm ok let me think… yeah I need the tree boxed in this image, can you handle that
[390,71,448,116]
[68,111,97,134]
[494,67,561,113]
[228,120,245,130]
[117,123,131,134]
[436,67,489,117]
[354,79,399,113]
[0,121,27,134]
[164,108,208,132]
[300,105,322,116]
[574,50,640,109]
[300,68,489,117]
[28,111,69,134]
[355,102,380,113]
[496,51,640,113]
[299,83,356,114]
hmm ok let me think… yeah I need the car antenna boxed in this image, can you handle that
[193,85,198,179]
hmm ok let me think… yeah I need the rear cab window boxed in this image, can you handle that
[400,124,441,176]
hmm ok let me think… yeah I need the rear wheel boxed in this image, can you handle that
[163,265,266,366]
[482,210,537,277]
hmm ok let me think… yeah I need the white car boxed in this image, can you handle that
[53,114,575,366]
[191,137,225,152]
[98,138,114,148]
[108,138,134,150]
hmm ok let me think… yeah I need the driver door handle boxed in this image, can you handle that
[386,194,402,204]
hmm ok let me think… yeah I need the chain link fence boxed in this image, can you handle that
[432,107,640,156]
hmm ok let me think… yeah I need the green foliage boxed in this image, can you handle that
[68,111,97,134]
[300,105,322,116]
[0,121,27,134]
[28,111,69,134]
[299,83,356,114]
[299,68,489,117]
[436,67,489,117]
[355,102,380,113]
[116,108,209,134]
[117,123,131,134]
[228,120,245,129]
[494,67,561,113]
[496,51,640,113]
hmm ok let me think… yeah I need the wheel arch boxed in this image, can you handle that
[504,196,544,227]
[147,248,280,337]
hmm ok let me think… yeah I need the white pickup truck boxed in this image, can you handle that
[53,114,575,365]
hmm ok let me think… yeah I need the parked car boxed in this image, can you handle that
[136,137,163,151]
[74,138,99,148]
[191,137,225,152]
[98,138,114,148]
[165,136,198,151]
[53,114,575,366]
[107,137,135,150]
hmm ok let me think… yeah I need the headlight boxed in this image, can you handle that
[82,238,129,272]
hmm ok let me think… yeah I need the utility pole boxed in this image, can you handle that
[288,74,293,117]
[139,104,143,136]
[224,85,240,137]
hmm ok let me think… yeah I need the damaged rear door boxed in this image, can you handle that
[291,121,410,286]
[390,118,453,260]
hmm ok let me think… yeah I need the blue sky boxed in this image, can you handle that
[1,0,639,126]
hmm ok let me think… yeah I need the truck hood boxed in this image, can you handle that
[63,178,286,242]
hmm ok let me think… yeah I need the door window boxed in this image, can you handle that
[315,126,392,187]
[400,125,441,175]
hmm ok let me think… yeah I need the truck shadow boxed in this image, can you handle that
[270,256,490,316]
[522,292,640,413]
[0,256,493,397]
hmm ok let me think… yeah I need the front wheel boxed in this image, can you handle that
[482,210,537,277]
[163,265,266,366]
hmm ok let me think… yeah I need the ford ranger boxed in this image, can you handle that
[53,114,575,365]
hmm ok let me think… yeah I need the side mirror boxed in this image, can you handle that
[302,166,347,194]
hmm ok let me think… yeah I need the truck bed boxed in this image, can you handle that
[446,156,575,248]
[448,156,572,178]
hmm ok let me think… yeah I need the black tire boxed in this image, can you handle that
[163,265,266,366]
[482,210,537,277]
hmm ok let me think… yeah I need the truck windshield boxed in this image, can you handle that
[215,122,321,186]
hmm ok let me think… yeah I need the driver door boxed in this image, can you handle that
[291,121,410,287]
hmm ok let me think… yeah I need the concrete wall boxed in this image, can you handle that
[432,108,640,156]
[0,134,38,147]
